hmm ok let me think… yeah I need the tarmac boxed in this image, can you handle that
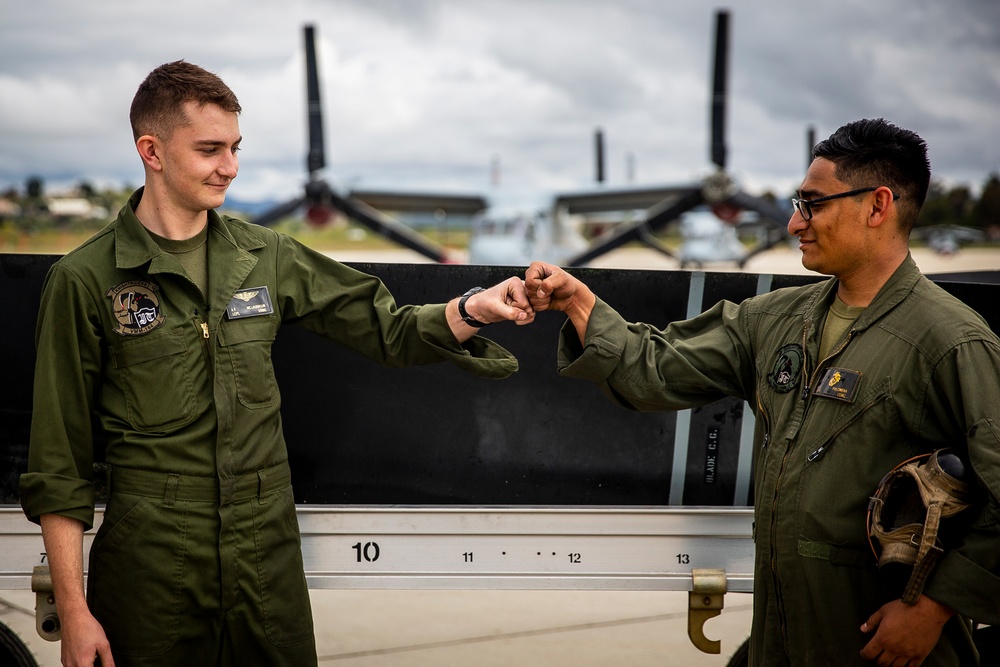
[2,245,994,667]
[1,588,753,666]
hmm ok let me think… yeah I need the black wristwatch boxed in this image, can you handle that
[458,287,490,327]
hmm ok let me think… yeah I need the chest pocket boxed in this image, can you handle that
[803,375,896,460]
[109,329,196,432]
[218,317,279,409]
[796,375,904,548]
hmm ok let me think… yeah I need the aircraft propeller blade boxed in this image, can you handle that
[252,24,452,263]
[710,9,730,170]
[252,196,308,227]
[323,187,451,263]
[564,188,703,266]
[806,125,817,170]
[726,190,792,266]
[727,190,790,228]
[304,25,325,177]
[595,127,605,184]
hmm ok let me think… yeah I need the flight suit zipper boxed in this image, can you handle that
[768,320,815,657]
[194,309,215,387]
[194,309,210,339]
[755,393,771,449]
[799,328,860,463]
[771,321,860,657]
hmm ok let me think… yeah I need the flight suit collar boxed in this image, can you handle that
[113,188,165,271]
[114,187,268,319]
[800,253,921,334]
[850,253,921,331]
[114,186,267,264]
[790,253,922,377]
[204,209,266,320]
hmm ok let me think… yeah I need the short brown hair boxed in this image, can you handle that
[129,60,241,140]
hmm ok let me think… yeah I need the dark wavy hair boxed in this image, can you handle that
[129,60,241,141]
[812,119,930,232]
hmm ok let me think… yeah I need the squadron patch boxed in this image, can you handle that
[767,343,803,393]
[106,280,164,336]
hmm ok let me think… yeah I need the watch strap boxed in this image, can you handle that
[458,287,490,327]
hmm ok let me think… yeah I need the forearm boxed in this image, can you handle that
[39,513,89,616]
[446,297,481,343]
[563,287,596,345]
[38,514,114,666]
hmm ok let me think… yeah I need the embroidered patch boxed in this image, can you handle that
[106,280,164,336]
[813,367,863,403]
[767,343,803,393]
[225,285,273,319]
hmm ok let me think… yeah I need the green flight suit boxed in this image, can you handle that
[20,189,518,666]
[557,256,1000,666]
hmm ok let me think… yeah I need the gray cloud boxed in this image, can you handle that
[1,0,997,211]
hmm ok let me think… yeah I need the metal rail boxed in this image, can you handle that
[0,506,754,592]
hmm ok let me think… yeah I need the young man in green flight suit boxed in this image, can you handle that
[524,119,1000,666]
[20,60,534,667]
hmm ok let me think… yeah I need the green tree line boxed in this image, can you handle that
[4,172,1000,232]
[916,173,1000,230]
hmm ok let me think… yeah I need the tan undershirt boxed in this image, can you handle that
[819,295,866,360]
[146,226,209,298]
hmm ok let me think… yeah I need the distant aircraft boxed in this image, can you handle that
[912,225,985,256]
[466,9,794,268]
[255,12,793,268]
[251,26,462,263]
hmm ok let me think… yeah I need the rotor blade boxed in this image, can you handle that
[304,25,325,177]
[740,226,794,266]
[728,190,793,265]
[553,185,699,215]
[635,224,677,260]
[643,188,705,233]
[325,189,451,263]
[727,190,792,230]
[595,127,605,184]
[710,9,730,170]
[348,190,488,216]
[806,125,817,170]
[565,188,703,267]
[252,196,307,227]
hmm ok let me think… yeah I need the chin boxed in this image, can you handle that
[798,248,824,273]
[801,260,827,275]
[204,193,228,210]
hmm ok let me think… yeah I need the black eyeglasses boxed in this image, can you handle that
[791,187,899,221]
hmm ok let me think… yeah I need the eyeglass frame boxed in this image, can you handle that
[791,187,899,221]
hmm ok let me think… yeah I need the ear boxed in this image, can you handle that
[135,135,163,171]
[867,186,895,229]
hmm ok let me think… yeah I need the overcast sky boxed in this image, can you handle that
[2,0,998,214]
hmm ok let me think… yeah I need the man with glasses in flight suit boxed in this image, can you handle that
[524,118,1000,666]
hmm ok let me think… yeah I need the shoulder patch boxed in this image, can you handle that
[106,280,164,336]
[767,343,803,393]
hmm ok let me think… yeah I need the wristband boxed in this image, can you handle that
[458,287,490,327]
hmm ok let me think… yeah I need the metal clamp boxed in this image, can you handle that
[688,568,727,654]
[30,565,61,642]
